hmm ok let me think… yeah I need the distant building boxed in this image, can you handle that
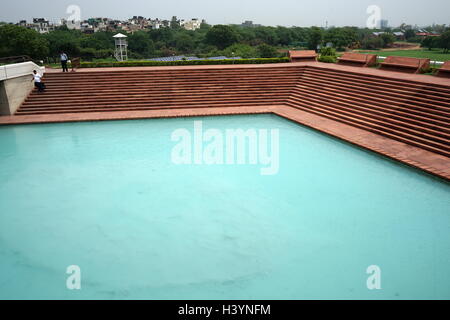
[131,16,145,23]
[416,32,441,38]
[380,19,389,29]
[16,18,55,33]
[372,32,385,37]
[128,16,149,30]
[60,18,81,30]
[80,22,95,34]
[15,16,205,34]
[21,18,54,33]
[241,20,262,28]
[86,18,112,32]
[148,18,164,29]
[93,18,110,32]
[393,31,405,40]
[181,19,202,31]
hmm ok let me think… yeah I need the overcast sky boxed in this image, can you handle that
[1,0,449,27]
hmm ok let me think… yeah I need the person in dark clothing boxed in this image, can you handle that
[60,52,69,72]
[32,70,46,92]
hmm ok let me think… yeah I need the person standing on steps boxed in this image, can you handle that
[60,51,69,72]
[32,70,46,93]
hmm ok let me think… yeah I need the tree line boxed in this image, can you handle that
[421,33,450,53]
[1,22,449,62]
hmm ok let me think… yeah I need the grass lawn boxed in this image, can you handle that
[358,49,450,63]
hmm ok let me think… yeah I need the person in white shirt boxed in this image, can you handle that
[32,70,46,92]
[60,52,69,72]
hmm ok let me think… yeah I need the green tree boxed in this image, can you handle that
[404,29,416,40]
[44,29,82,57]
[290,27,309,45]
[421,36,436,50]
[380,33,395,48]
[257,43,278,58]
[128,31,155,57]
[275,26,294,46]
[253,27,279,46]
[234,27,258,45]
[0,25,49,59]
[199,22,211,31]
[149,27,175,43]
[170,16,181,30]
[361,37,384,49]
[439,31,450,53]
[174,32,195,52]
[307,27,323,50]
[79,31,114,50]
[221,43,258,58]
[205,25,238,50]
[323,27,358,50]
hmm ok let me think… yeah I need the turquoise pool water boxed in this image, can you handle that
[0,114,449,300]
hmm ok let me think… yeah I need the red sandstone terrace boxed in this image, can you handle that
[380,56,430,74]
[0,62,449,181]
[437,61,450,78]
[337,52,377,67]
[288,50,318,62]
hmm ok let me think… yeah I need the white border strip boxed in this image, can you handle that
[0,62,45,81]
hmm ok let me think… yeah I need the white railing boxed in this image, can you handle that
[0,61,45,81]
[377,56,444,66]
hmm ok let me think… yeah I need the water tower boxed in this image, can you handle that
[113,33,128,62]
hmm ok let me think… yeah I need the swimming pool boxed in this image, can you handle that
[0,114,449,300]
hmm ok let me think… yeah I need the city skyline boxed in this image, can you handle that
[1,0,449,28]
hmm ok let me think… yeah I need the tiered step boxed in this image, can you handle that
[286,66,450,157]
[16,64,450,158]
[17,67,304,115]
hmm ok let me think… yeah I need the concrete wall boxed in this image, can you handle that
[0,62,45,116]
[0,75,35,115]
[0,61,44,81]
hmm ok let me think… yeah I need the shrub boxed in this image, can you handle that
[79,58,290,68]
[320,47,336,57]
[318,55,337,63]
[420,66,434,74]
[318,47,337,63]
